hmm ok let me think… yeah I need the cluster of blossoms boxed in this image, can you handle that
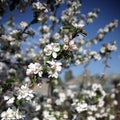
[90,51,101,60]
[16,84,34,101]
[61,0,81,22]
[100,41,117,54]
[42,97,68,120]
[26,63,43,77]
[0,78,119,120]
[63,40,78,51]
[26,60,62,79]
[1,107,24,120]
[32,2,48,13]
[0,83,35,120]
[0,0,119,120]
[72,100,88,113]
[91,20,118,43]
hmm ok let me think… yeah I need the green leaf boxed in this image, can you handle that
[45,56,52,61]
[15,99,20,107]
[31,76,37,84]
[67,57,72,64]
[6,79,15,83]
[62,26,72,29]
[93,96,98,104]
[81,30,87,36]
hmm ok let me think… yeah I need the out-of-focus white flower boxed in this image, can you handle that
[110,93,115,98]
[53,88,59,93]
[55,111,60,117]
[103,27,109,33]
[7,35,15,41]
[59,92,66,102]
[17,84,34,101]
[92,83,102,91]
[44,43,60,58]
[43,110,49,118]
[53,33,61,40]
[90,51,101,60]
[63,35,70,44]
[1,108,24,120]
[32,2,48,13]
[0,62,7,71]
[88,105,97,111]
[72,20,85,28]
[55,0,64,6]
[26,63,43,77]
[32,100,41,111]
[10,29,19,36]
[87,116,96,120]
[63,44,69,50]
[55,99,62,106]
[47,98,52,104]
[24,77,31,83]
[75,59,81,65]
[6,97,15,105]
[69,40,77,50]
[109,115,115,120]
[72,101,88,113]
[107,43,117,51]
[32,117,40,120]
[66,89,74,98]
[44,103,52,109]
[87,18,93,23]
[113,100,118,105]
[42,25,50,32]
[63,111,68,119]
[97,33,104,40]
[100,46,106,53]
[98,100,104,108]
[20,21,28,29]
[49,15,56,21]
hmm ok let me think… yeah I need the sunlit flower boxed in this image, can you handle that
[26,63,43,77]
[47,60,62,78]
[44,43,60,58]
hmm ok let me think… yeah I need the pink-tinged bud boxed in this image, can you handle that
[72,45,78,50]
[63,45,69,50]
[26,69,34,75]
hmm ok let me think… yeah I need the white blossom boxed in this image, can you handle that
[20,21,28,29]
[44,43,60,58]
[87,116,96,120]
[26,63,43,77]
[32,2,48,13]
[17,84,34,101]
[72,100,88,113]
[47,60,62,78]
[1,108,24,120]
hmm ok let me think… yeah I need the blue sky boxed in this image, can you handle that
[1,0,120,80]
[61,0,120,79]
